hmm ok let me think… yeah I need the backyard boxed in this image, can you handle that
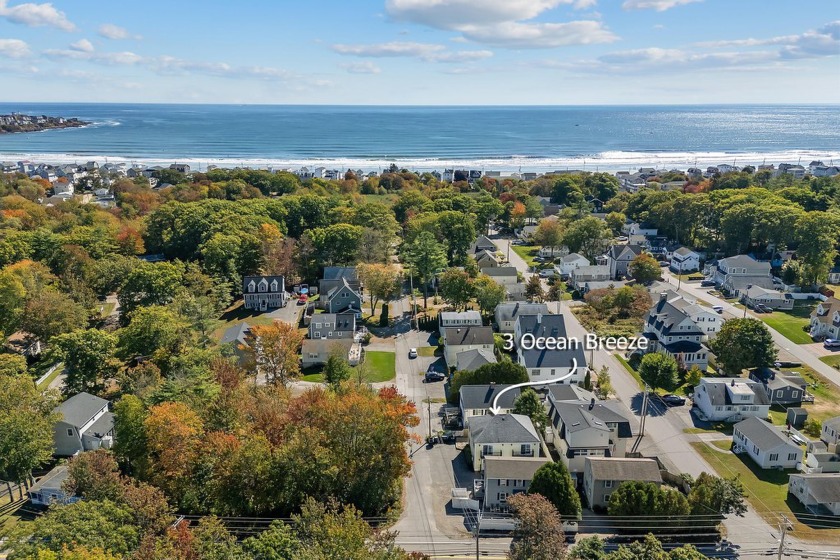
[510,243,540,268]
[820,354,840,370]
[758,302,816,345]
[691,440,840,543]
[301,350,396,383]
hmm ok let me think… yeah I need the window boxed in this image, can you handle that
[753,445,759,454]
[769,453,779,462]
[520,444,532,456]
[791,391,798,398]
[776,390,783,398]
[498,492,508,503]
[482,445,494,457]
[499,479,508,487]
[788,453,798,461]
[66,428,73,437]
[604,493,611,503]
[605,480,613,488]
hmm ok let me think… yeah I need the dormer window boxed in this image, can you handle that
[258,279,268,292]
[248,280,256,292]
[270,280,278,292]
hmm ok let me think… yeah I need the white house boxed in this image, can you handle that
[711,255,772,293]
[643,293,710,370]
[670,247,700,273]
[555,253,590,278]
[622,222,658,237]
[514,314,587,384]
[467,413,541,472]
[52,393,114,457]
[27,466,78,507]
[693,378,771,423]
[494,302,550,334]
[482,266,519,287]
[733,417,802,469]
[570,265,611,292]
[444,327,495,369]
[821,417,840,446]
[538,245,569,258]
[439,310,483,337]
[810,297,840,340]
[665,294,722,337]
[742,285,794,311]
[789,474,840,515]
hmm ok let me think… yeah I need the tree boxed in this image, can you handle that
[324,345,352,388]
[628,253,660,284]
[638,352,679,392]
[247,322,305,386]
[439,268,474,311]
[525,274,545,302]
[710,318,777,376]
[117,305,188,368]
[688,473,747,517]
[0,268,26,338]
[50,329,119,396]
[512,388,549,432]
[358,263,401,317]
[449,361,529,404]
[402,231,448,308]
[795,212,840,286]
[241,520,302,560]
[569,536,605,560]
[0,353,27,377]
[605,212,626,235]
[533,219,564,252]
[563,217,611,261]
[113,395,148,474]
[0,375,58,493]
[21,289,88,342]
[608,481,690,518]
[528,461,582,519]
[143,402,204,501]
[64,450,124,503]
[595,366,613,398]
[473,274,507,317]
[686,365,703,387]
[117,261,184,320]
[507,493,567,560]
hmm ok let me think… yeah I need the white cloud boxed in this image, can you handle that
[0,0,75,31]
[385,0,615,48]
[622,0,702,11]
[98,23,140,40]
[69,39,94,53]
[43,48,143,65]
[342,61,382,74]
[331,41,492,62]
[0,37,30,58]
[698,21,840,60]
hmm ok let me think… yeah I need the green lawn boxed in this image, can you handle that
[511,244,539,267]
[213,301,277,341]
[36,363,63,390]
[759,303,815,344]
[300,351,396,383]
[417,346,438,357]
[820,354,840,370]
[691,441,840,543]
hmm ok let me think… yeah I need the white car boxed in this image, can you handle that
[408,348,418,358]
[712,305,723,314]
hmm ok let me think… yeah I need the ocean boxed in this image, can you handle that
[1,103,838,173]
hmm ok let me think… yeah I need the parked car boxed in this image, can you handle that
[408,348,418,359]
[616,236,629,242]
[700,280,715,287]
[774,361,802,368]
[424,369,446,382]
[539,269,555,279]
[661,394,686,407]
[297,294,308,305]
[712,305,723,314]
[825,339,840,349]
[756,304,771,313]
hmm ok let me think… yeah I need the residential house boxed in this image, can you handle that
[828,265,840,284]
[444,327,495,369]
[570,265,611,293]
[439,310,483,337]
[810,297,840,341]
[28,466,78,507]
[505,283,528,302]
[822,417,840,446]
[584,458,662,510]
[693,378,771,422]
[467,413,541,472]
[483,456,551,510]
[814,166,840,178]
[555,253,590,279]
[538,245,569,258]
[53,393,114,457]
[319,267,361,298]
[742,286,794,311]
[481,266,519,287]
[711,255,772,294]
[748,368,807,406]
[606,245,644,280]
[322,278,363,316]
[475,250,502,269]
[169,163,191,174]
[670,247,701,273]
[514,314,587,384]
[643,293,710,370]
[309,312,356,340]
[663,293,722,337]
[494,302,550,333]
[546,398,633,481]
[220,322,251,365]
[517,225,538,241]
[300,339,354,368]
[460,384,522,419]
[621,222,658,237]
[473,235,497,253]
[800,449,840,474]
[455,348,497,372]
[242,275,286,311]
[733,417,803,469]
[789,474,840,515]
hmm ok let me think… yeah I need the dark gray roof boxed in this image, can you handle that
[322,267,357,281]
[456,348,497,372]
[475,235,497,251]
[547,384,596,403]
[701,379,770,406]
[221,322,251,346]
[608,244,644,261]
[550,400,633,438]
[469,413,540,444]
[326,277,361,300]
[495,303,550,323]
[460,385,521,411]
[484,457,550,481]
[646,299,704,336]
[482,266,518,277]
[445,326,495,346]
[55,392,109,428]
[83,411,114,438]
[242,275,283,293]
[301,338,353,354]
[719,255,769,270]
[734,417,796,450]
[29,465,70,493]
[674,247,696,257]
[516,314,587,369]
[585,457,662,483]
[792,474,840,503]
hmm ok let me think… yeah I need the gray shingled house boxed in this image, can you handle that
[52,392,114,457]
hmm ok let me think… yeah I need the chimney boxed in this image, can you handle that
[659,292,668,302]
[589,398,595,410]
[731,379,736,387]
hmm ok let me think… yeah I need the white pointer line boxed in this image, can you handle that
[489,358,579,415]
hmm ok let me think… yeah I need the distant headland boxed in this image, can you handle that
[0,113,89,134]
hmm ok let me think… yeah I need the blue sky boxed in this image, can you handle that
[0,0,838,104]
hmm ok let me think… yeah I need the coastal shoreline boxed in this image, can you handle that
[0,114,90,135]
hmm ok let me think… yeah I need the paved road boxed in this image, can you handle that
[661,270,840,389]
[494,237,790,555]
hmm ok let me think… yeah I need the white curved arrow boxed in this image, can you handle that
[489,358,579,415]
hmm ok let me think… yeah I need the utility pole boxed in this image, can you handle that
[639,384,651,436]
[427,398,433,442]
[473,510,482,560]
[677,261,683,290]
[777,514,790,560]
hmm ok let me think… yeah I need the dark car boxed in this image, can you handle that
[424,370,446,383]
[661,394,686,407]
[700,280,715,287]
[774,361,802,368]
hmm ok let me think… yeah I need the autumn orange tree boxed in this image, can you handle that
[143,402,204,503]
[246,321,305,386]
